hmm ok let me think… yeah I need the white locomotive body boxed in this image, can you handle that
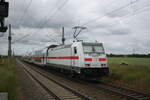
[26,41,109,78]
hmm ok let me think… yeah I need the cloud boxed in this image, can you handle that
[1,0,150,55]
[7,0,77,29]
[108,26,130,35]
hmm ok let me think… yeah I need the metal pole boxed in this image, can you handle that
[62,27,65,45]
[8,24,12,57]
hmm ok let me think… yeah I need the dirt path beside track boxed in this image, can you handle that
[16,60,53,100]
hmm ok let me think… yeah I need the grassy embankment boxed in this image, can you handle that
[0,58,18,100]
[102,57,150,93]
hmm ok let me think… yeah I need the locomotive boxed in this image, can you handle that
[24,41,109,78]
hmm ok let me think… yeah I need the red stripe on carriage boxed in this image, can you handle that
[32,57,106,61]
[47,56,79,59]
[32,56,79,60]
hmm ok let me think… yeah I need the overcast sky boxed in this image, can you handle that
[0,0,150,55]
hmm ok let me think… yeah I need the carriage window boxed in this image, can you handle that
[83,45,104,54]
[74,47,77,54]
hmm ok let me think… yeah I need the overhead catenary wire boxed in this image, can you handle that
[85,4,150,37]
[85,5,150,34]
[41,34,60,44]
[17,0,33,28]
[13,0,137,44]
[130,3,150,15]
[12,0,69,44]
[117,3,150,21]
[88,2,150,31]
[13,0,148,44]
[67,0,140,39]
[41,0,69,27]
[81,0,140,26]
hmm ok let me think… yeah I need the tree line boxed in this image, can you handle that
[107,54,150,58]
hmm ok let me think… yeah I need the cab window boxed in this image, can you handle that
[83,45,104,54]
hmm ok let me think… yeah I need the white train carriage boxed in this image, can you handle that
[31,49,47,66]
[47,41,109,77]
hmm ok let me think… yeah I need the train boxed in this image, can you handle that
[23,41,109,79]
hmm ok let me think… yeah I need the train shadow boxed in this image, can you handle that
[22,60,102,84]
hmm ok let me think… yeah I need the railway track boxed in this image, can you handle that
[17,60,93,100]
[96,81,150,100]
[39,64,150,100]
[20,60,150,100]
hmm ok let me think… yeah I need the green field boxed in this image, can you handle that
[103,57,150,93]
[0,58,18,100]
[108,57,150,66]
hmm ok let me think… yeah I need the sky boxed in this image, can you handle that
[0,0,150,55]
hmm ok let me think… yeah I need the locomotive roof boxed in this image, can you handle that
[49,41,103,50]
[52,44,72,50]
[82,42,103,46]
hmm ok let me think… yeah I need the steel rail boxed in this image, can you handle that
[97,81,150,100]
[22,59,150,100]
[17,60,62,100]
[19,60,93,100]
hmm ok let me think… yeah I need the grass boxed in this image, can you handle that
[102,57,150,93]
[0,58,18,100]
[108,57,150,66]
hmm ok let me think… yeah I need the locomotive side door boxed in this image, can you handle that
[71,46,78,67]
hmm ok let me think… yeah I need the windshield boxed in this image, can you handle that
[83,45,104,53]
